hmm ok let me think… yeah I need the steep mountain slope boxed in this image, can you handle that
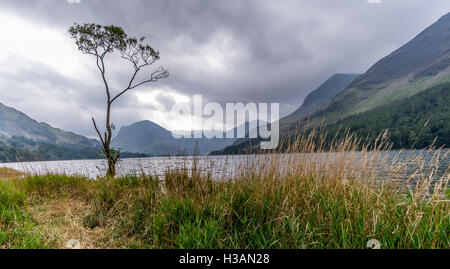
[280,73,360,128]
[0,102,97,148]
[307,12,450,124]
[320,81,450,149]
[218,82,450,154]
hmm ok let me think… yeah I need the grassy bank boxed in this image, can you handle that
[0,133,449,249]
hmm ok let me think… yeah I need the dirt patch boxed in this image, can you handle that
[0,168,26,180]
[28,198,114,249]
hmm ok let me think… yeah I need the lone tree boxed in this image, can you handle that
[69,23,168,177]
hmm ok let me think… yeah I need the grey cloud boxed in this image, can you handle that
[155,92,176,112]
[0,0,449,136]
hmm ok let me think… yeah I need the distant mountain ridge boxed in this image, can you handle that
[216,73,359,154]
[112,120,272,156]
[112,120,237,155]
[0,103,151,162]
[280,73,360,129]
[0,102,98,148]
[112,120,182,155]
[0,102,104,162]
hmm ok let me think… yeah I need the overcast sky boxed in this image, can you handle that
[0,0,449,137]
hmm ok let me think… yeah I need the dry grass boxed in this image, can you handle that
[0,167,26,180]
[27,198,109,249]
[0,128,449,249]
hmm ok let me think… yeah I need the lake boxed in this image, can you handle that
[1,149,449,184]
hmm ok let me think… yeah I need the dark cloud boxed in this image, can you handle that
[0,0,449,136]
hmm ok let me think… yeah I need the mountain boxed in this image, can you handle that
[321,82,450,149]
[217,13,450,153]
[280,73,360,129]
[111,120,237,156]
[222,81,450,153]
[0,102,103,162]
[304,13,450,125]
[111,120,181,155]
[0,102,97,148]
[0,103,150,162]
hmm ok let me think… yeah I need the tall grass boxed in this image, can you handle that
[0,129,448,248]
[82,130,449,249]
[0,180,52,248]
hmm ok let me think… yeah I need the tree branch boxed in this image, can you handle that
[110,68,169,104]
[128,69,168,89]
[92,117,105,146]
[95,53,111,103]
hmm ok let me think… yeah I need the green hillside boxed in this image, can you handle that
[0,103,149,162]
[0,138,148,163]
[307,13,450,124]
[0,143,99,163]
[216,82,450,154]
[323,82,450,149]
[0,103,97,148]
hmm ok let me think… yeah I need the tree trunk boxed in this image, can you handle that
[104,101,118,178]
[93,101,119,178]
[106,149,116,178]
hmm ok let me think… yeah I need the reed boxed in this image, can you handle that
[0,129,448,249]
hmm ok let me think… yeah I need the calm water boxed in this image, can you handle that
[1,150,449,182]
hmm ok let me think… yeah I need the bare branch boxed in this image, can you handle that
[110,67,169,104]
[128,68,169,89]
[92,117,105,146]
[125,67,140,91]
[94,53,112,102]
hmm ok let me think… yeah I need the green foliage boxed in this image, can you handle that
[6,136,36,148]
[0,143,99,162]
[324,82,450,149]
[33,144,101,161]
[69,24,127,54]
[68,23,160,60]
[0,145,37,162]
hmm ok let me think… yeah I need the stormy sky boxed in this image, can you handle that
[0,0,449,137]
